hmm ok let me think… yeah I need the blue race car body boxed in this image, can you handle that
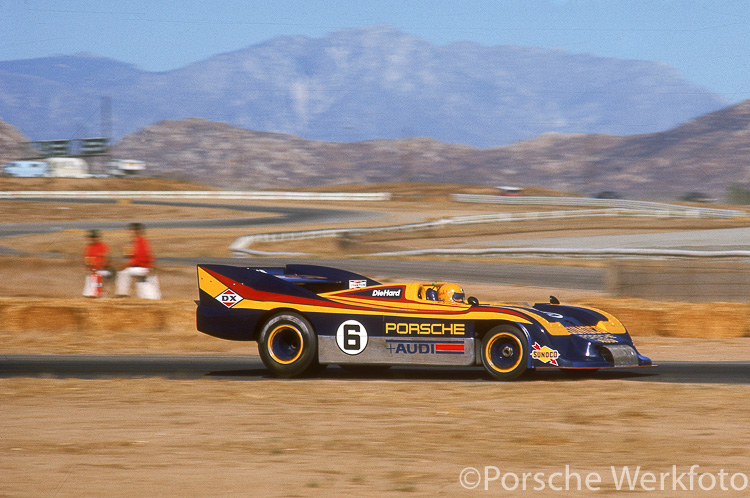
[196,264,652,379]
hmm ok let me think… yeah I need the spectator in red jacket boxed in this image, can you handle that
[82,229,111,297]
[116,223,161,299]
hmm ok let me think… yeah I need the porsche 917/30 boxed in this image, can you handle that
[195,264,652,380]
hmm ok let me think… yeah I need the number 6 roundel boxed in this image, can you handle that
[336,320,368,355]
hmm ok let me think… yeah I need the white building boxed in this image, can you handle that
[47,157,89,178]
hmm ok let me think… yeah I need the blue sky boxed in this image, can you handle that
[2,0,749,102]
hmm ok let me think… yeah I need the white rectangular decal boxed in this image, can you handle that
[349,279,367,289]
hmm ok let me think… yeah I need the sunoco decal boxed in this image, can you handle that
[216,289,243,308]
[386,339,465,355]
[531,342,559,365]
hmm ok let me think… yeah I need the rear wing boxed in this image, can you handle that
[198,264,380,297]
[286,264,381,289]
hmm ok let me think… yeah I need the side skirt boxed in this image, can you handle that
[318,336,476,366]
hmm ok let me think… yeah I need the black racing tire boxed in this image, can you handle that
[480,325,529,381]
[257,312,318,378]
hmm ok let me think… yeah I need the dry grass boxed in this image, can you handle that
[0,199,265,223]
[3,180,750,496]
[3,180,749,260]
[0,177,211,191]
[578,298,750,339]
[2,185,749,352]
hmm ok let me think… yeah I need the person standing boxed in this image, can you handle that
[116,222,161,299]
[83,229,111,297]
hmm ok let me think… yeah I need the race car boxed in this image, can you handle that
[196,264,652,380]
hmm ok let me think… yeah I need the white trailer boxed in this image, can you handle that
[4,161,49,177]
[108,159,145,176]
[47,157,90,178]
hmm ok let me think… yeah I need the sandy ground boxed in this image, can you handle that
[3,378,750,497]
[2,181,750,496]
[3,287,750,497]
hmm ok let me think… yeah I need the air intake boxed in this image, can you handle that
[598,345,639,367]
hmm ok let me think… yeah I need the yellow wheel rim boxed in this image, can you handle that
[485,333,523,373]
[268,325,304,365]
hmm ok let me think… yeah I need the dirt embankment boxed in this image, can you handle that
[2,296,749,358]
[0,298,248,355]
[577,298,750,339]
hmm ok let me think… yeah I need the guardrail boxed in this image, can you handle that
[229,207,749,256]
[6,189,744,259]
[229,209,600,252]
[365,247,750,259]
[451,194,745,218]
[0,190,392,201]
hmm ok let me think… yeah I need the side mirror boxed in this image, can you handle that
[467,296,479,306]
[549,295,560,305]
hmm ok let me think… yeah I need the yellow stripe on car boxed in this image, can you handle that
[197,267,229,298]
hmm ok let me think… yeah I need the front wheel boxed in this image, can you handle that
[480,325,528,381]
[258,312,318,378]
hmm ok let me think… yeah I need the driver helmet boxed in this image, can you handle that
[438,283,465,303]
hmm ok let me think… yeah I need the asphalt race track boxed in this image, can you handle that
[0,198,379,237]
[1,355,748,384]
[0,197,608,290]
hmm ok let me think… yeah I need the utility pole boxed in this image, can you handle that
[101,96,112,140]
[98,96,113,175]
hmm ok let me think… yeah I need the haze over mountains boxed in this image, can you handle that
[1,26,748,200]
[0,26,729,148]
[106,99,749,199]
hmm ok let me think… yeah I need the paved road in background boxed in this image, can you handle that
[1,355,747,385]
[9,197,748,290]
[0,198,379,237]
[1,198,607,290]
[460,227,750,252]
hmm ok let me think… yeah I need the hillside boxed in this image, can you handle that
[113,100,750,199]
[1,99,747,199]
[0,26,727,148]
[0,120,32,164]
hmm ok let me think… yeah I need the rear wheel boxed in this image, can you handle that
[480,325,528,381]
[258,312,318,378]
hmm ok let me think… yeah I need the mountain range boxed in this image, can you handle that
[108,99,750,199]
[0,26,729,148]
[1,98,748,199]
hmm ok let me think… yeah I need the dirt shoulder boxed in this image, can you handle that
[3,182,750,497]
[3,374,750,497]
[2,296,749,362]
